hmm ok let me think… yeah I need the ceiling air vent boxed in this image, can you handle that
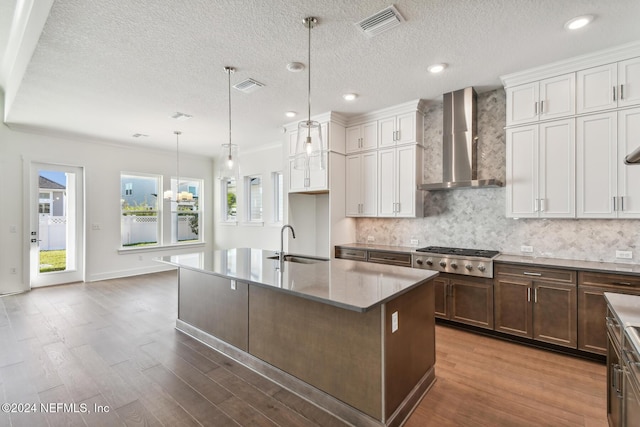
[356,5,404,37]
[233,78,265,94]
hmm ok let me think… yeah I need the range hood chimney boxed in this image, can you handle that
[420,87,502,190]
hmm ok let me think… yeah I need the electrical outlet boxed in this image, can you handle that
[521,245,534,253]
[616,250,633,259]
[230,280,237,290]
[410,239,419,246]
[91,224,101,230]
[391,311,399,333]
[367,235,375,242]
[9,267,16,275]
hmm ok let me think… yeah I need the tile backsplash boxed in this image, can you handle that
[356,89,640,263]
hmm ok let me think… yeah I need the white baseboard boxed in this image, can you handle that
[87,264,176,282]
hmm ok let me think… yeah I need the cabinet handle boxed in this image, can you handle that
[540,100,544,114]
[539,198,545,212]
[621,196,625,211]
[534,102,538,115]
[523,272,542,276]
[621,84,625,100]
[612,281,632,286]
[613,196,617,211]
[534,198,539,212]
[527,287,531,302]
[534,288,538,303]
[613,86,617,101]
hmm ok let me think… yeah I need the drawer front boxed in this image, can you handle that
[495,264,576,284]
[367,251,412,267]
[335,247,367,261]
[579,271,640,290]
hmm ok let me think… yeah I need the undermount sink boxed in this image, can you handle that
[267,254,329,264]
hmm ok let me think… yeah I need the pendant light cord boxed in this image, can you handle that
[228,67,232,158]
[174,130,181,200]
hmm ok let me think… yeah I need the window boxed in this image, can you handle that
[221,177,237,222]
[272,171,284,223]
[245,175,262,222]
[171,177,203,244]
[120,173,160,247]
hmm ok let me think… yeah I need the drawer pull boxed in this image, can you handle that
[612,281,632,286]
[345,252,357,256]
[523,272,542,276]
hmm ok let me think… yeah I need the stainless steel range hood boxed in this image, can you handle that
[420,87,503,191]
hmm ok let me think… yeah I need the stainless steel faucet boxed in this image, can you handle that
[279,224,296,264]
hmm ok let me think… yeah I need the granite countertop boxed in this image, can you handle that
[604,292,640,355]
[335,243,640,276]
[157,249,438,313]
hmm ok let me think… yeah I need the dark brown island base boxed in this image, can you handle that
[158,249,439,427]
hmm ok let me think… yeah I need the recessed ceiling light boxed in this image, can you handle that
[427,63,447,74]
[564,15,594,30]
[343,93,358,101]
[285,111,297,118]
[286,62,305,72]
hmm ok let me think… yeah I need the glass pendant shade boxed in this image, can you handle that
[218,143,239,179]
[293,120,326,170]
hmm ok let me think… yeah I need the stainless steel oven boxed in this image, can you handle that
[623,326,640,427]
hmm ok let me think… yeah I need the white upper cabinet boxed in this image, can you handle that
[576,57,640,114]
[506,73,575,126]
[617,107,640,218]
[506,119,575,218]
[379,112,420,147]
[378,145,422,218]
[345,152,377,217]
[345,121,378,153]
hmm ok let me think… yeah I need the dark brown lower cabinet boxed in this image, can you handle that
[578,272,640,355]
[494,264,577,349]
[435,274,493,330]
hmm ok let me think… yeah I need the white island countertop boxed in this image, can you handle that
[157,249,438,312]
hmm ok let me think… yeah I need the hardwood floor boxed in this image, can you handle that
[0,271,607,427]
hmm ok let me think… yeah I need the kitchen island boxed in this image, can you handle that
[157,249,438,427]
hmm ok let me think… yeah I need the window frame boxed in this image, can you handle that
[244,174,263,224]
[120,172,162,249]
[170,176,204,245]
[220,177,238,224]
[271,171,284,225]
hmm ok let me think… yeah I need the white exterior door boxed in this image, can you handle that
[577,112,617,218]
[29,162,84,287]
[506,125,538,217]
[538,119,575,217]
[618,107,640,218]
[576,63,617,114]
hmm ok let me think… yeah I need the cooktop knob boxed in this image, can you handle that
[416,259,423,265]
[426,258,433,266]
[450,261,458,269]
[439,260,447,268]
[465,264,473,271]
[478,264,486,272]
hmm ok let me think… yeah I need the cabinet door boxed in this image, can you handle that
[494,278,532,338]
[450,278,494,330]
[506,82,539,126]
[345,126,362,153]
[576,63,617,114]
[288,131,298,157]
[538,119,575,217]
[433,278,449,319]
[532,281,577,348]
[378,148,396,216]
[618,57,640,108]
[396,112,416,145]
[576,112,617,218]
[378,116,397,148]
[618,107,640,218]
[395,145,416,217]
[362,121,379,150]
[506,125,538,217]
[288,159,328,193]
[345,154,362,216]
[361,151,378,216]
[577,286,608,355]
[539,73,575,120]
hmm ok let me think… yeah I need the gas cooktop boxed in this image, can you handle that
[415,246,500,259]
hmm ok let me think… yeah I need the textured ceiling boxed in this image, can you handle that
[2,0,640,156]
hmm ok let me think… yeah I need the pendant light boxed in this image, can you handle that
[293,17,326,172]
[219,66,239,179]
[164,131,194,202]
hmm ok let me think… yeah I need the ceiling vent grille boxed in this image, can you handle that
[356,5,404,37]
[233,78,265,93]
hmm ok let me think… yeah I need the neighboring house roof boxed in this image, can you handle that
[39,176,65,190]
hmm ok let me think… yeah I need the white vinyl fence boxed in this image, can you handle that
[121,215,198,246]
[39,216,66,250]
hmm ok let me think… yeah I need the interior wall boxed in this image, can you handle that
[212,143,285,252]
[0,94,214,294]
[357,89,640,263]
